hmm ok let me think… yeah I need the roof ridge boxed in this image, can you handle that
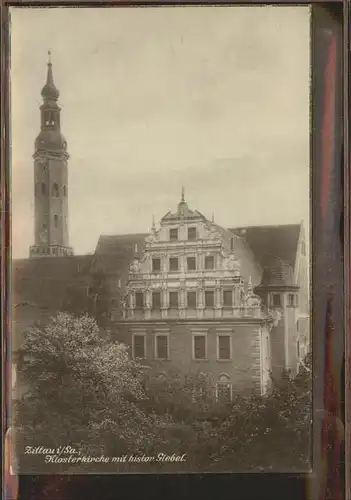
[98,233,148,238]
[230,223,301,230]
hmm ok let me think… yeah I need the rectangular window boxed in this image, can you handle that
[169,291,178,308]
[266,336,270,358]
[205,255,214,270]
[288,294,295,307]
[193,335,206,360]
[135,292,144,308]
[170,228,178,241]
[223,290,233,307]
[205,290,214,307]
[218,335,231,360]
[152,258,161,272]
[272,294,281,307]
[187,257,196,271]
[155,335,169,360]
[152,292,161,309]
[187,291,197,308]
[169,257,179,271]
[133,335,146,359]
[188,227,197,241]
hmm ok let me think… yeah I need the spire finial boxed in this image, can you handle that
[41,51,59,100]
[212,212,215,223]
[152,214,156,231]
[181,186,185,203]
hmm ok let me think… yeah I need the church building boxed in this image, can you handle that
[12,57,310,400]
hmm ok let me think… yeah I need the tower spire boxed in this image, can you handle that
[181,186,185,203]
[41,50,59,101]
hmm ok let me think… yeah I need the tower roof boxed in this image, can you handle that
[41,51,59,101]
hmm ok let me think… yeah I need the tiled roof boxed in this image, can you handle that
[259,257,296,287]
[229,224,301,270]
[95,234,147,256]
[12,255,95,352]
[12,224,302,336]
[94,234,147,276]
[12,255,94,309]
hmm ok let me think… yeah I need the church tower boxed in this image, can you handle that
[29,53,73,258]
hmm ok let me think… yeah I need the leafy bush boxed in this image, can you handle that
[14,313,171,472]
[14,313,312,473]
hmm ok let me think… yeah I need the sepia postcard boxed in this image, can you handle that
[10,5,311,475]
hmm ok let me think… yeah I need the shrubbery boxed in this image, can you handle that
[15,313,312,473]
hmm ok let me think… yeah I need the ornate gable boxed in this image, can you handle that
[120,192,264,322]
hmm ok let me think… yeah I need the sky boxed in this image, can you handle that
[10,6,310,259]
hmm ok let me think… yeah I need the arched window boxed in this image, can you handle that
[44,111,55,127]
[52,183,59,197]
[54,214,58,228]
[41,182,46,195]
[216,374,232,403]
[63,185,67,197]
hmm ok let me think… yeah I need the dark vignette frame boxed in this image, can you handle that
[1,2,348,500]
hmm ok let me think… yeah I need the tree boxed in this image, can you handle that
[201,354,312,472]
[62,269,111,326]
[14,313,313,474]
[142,368,217,420]
[14,313,171,473]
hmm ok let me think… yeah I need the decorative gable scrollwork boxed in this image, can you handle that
[145,229,160,244]
[120,194,265,320]
[222,253,240,273]
[129,259,141,274]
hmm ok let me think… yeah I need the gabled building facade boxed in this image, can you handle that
[12,57,310,403]
[109,192,309,398]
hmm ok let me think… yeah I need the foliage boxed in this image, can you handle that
[62,270,110,326]
[15,313,171,472]
[194,354,312,472]
[15,312,312,473]
[141,368,217,421]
